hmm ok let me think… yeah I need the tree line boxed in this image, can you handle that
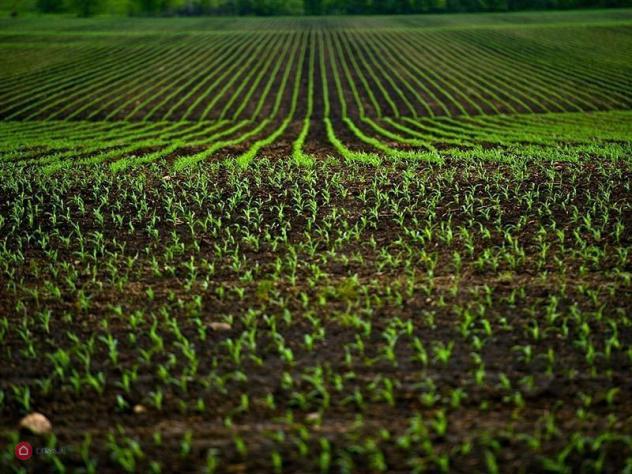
[32,0,632,17]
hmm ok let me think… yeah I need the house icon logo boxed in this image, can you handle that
[15,441,33,461]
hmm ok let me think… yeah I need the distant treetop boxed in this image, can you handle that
[19,0,632,18]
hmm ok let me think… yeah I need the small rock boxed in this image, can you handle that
[133,404,147,414]
[209,322,231,331]
[19,412,52,436]
[306,412,320,423]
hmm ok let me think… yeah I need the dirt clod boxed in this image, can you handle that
[209,322,232,331]
[19,413,52,436]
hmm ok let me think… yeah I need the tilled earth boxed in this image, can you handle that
[0,157,631,473]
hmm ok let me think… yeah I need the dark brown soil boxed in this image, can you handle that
[0,158,630,473]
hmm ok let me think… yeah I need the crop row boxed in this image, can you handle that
[1,17,630,167]
[1,24,630,122]
[0,110,630,171]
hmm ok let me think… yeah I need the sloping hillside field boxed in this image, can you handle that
[1,10,631,473]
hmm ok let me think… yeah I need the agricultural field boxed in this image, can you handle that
[1,9,632,473]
